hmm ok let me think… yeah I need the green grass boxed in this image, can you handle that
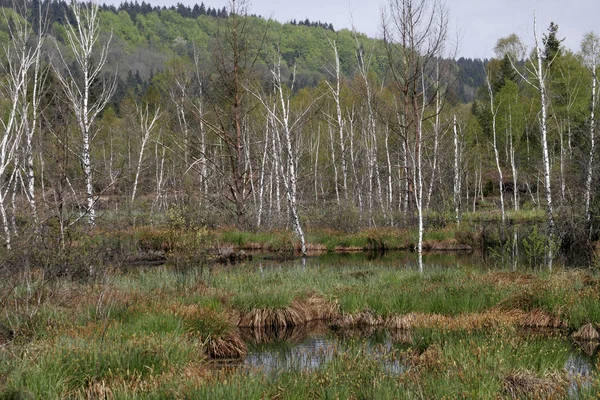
[2,256,600,398]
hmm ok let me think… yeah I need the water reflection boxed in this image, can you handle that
[245,250,485,271]
[240,323,404,376]
[231,322,598,390]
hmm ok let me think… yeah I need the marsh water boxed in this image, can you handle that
[207,250,598,388]
[218,321,597,391]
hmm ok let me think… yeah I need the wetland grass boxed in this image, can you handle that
[2,259,600,398]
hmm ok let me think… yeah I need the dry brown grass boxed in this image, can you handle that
[331,308,565,332]
[572,323,600,341]
[82,379,114,400]
[519,309,566,329]
[484,271,536,286]
[240,321,329,344]
[502,371,567,399]
[237,295,339,328]
[331,309,385,329]
[303,243,328,252]
[574,339,599,356]
[385,313,418,330]
[206,333,247,359]
[409,344,444,371]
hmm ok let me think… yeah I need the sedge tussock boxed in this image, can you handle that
[237,296,339,328]
[572,323,600,341]
[333,308,565,332]
[574,339,600,356]
[502,371,567,399]
[240,321,328,344]
[484,271,535,286]
[331,309,385,329]
[384,313,418,330]
[410,345,443,371]
[519,309,566,329]
[206,333,247,359]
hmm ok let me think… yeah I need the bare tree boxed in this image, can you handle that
[383,0,449,272]
[201,0,268,229]
[131,102,161,203]
[251,52,319,256]
[581,32,600,226]
[325,40,348,203]
[485,67,506,223]
[0,5,46,247]
[53,0,116,227]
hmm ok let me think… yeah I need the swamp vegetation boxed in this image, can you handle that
[2,231,600,398]
[3,0,600,397]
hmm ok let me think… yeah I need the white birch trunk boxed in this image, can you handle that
[54,1,116,227]
[250,56,318,256]
[487,73,506,223]
[326,41,348,202]
[584,40,598,223]
[328,125,340,205]
[426,65,442,211]
[348,110,363,214]
[508,111,519,211]
[534,12,555,268]
[453,115,461,226]
[132,103,160,203]
[385,124,394,219]
[257,118,269,228]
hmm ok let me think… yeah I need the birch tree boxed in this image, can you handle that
[131,102,161,203]
[0,5,47,247]
[453,115,461,225]
[20,1,47,230]
[581,32,600,226]
[505,7,557,268]
[53,0,116,227]
[383,0,449,272]
[251,53,319,256]
[325,40,348,203]
[486,67,506,223]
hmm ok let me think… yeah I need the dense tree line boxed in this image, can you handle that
[0,0,599,267]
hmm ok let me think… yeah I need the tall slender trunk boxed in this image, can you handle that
[348,110,363,214]
[132,104,160,203]
[328,41,348,202]
[257,119,269,228]
[328,125,340,205]
[585,65,597,223]
[426,67,442,211]
[534,14,555,269]
[385,124,394,222]
[453,115,461,226]
[487,74,505,223]
[508,110,519,211]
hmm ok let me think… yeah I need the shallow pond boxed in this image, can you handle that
[211,322,598,392]
[243,249,486,271]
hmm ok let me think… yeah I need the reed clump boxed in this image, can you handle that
[502,371,567,399]
[237,295,339,328]
[206,334,247,359]
[572,323,600,341]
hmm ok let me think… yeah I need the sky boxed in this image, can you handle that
[142,0,600,59]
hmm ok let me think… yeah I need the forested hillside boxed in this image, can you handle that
[0,0,598,266]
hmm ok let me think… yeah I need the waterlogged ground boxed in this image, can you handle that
[2,251,600,398]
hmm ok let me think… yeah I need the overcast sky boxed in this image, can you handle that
[142,0,600,59]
